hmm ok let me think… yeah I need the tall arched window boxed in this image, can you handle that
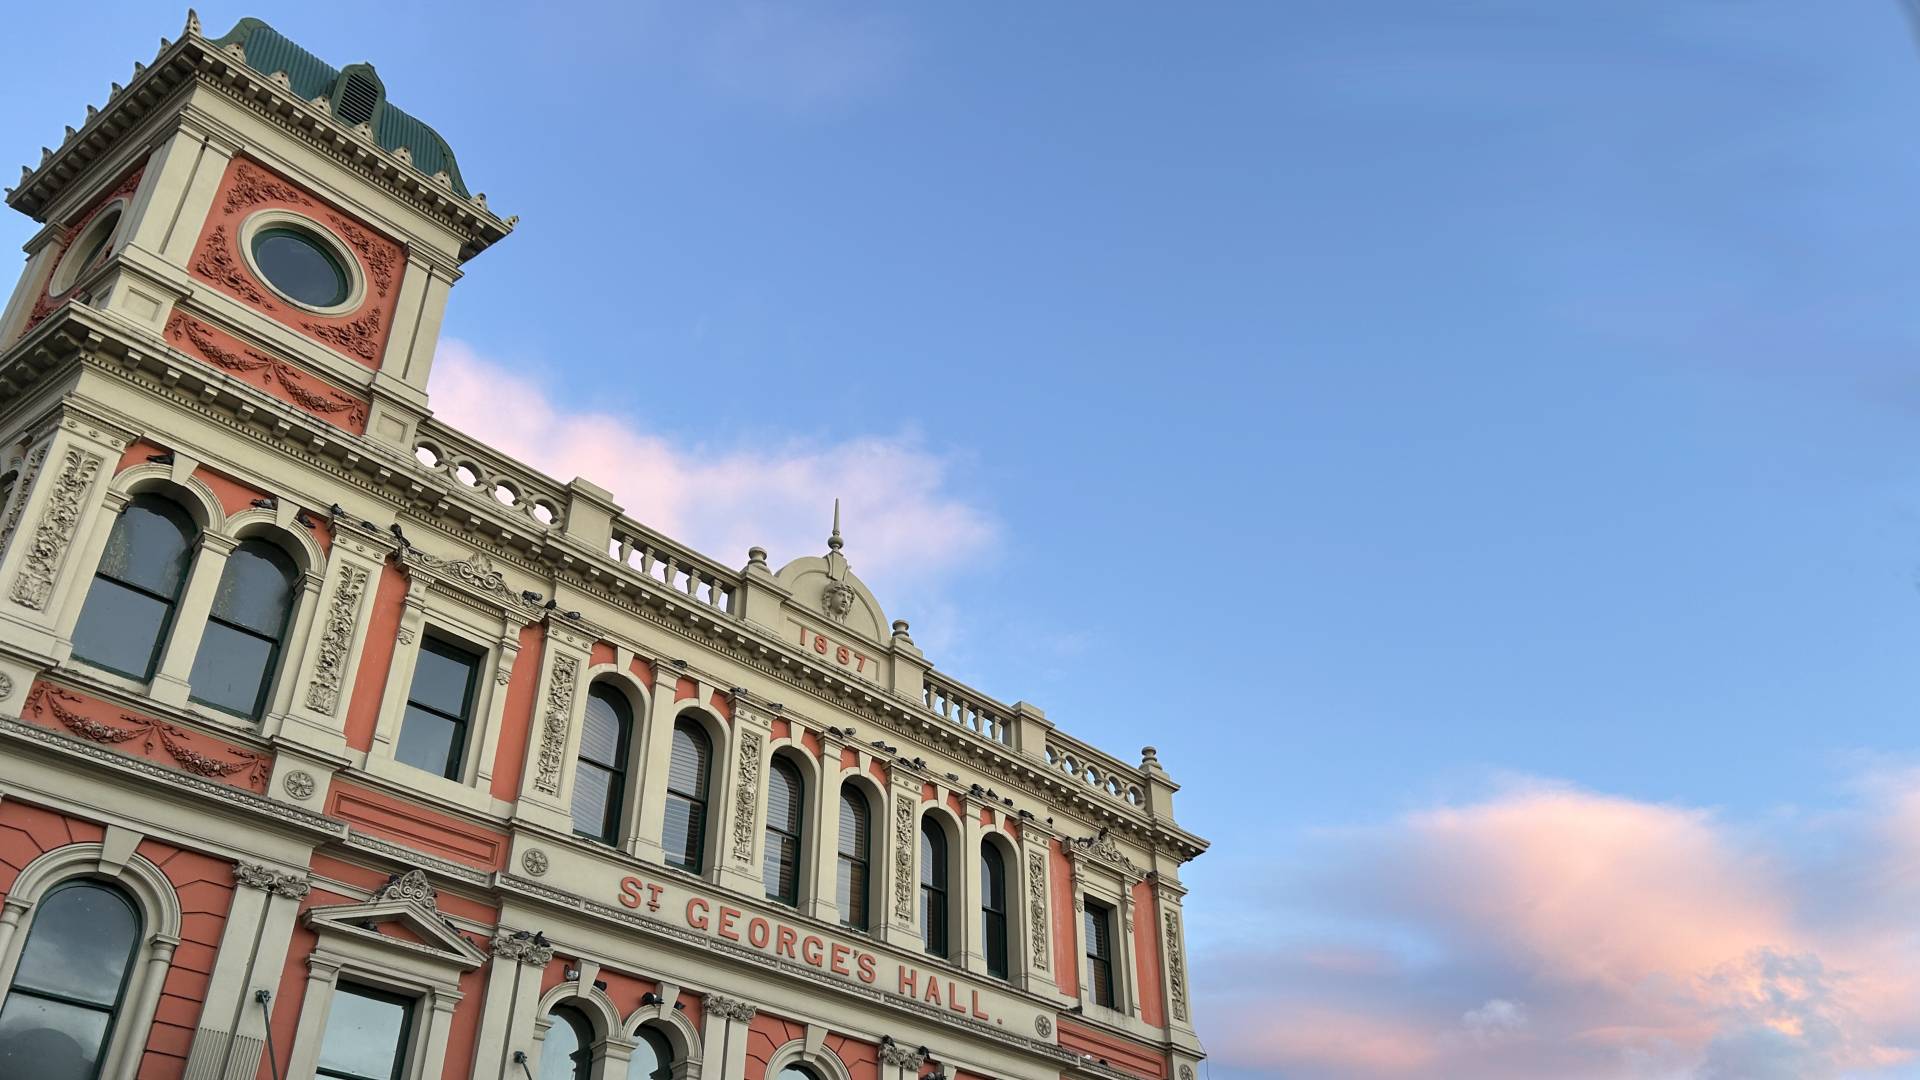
[572,684,632,843]
[662,718,712,873]
[71,495,198,680]
[626,1025,673,1080]
[539,1005,592,1080]
[837,787,871,930]
[777,1067,821,1080]
[0,879,142,1080]
[763,756,804,905]
[188,538,299,718]
[920,817,949,958]
[981,842,1010,979]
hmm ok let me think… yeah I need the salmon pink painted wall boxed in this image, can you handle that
[342,560,406,751]
[1050,839,1079,997]
[489,621,546,800]
[1132,879,1165,1027]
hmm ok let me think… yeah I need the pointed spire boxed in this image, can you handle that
[828,498,843,552]
[185,8,201,37]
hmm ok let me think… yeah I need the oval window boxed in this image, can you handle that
[250,225,349,308]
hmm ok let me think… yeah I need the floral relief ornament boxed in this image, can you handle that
[8,447,102,610]
[282,769,317,800]
[533,656,578,796]
[303,564,368,714]
[0,673,12,703]
[521,849,550,876]
[167,313,367,426]
[731,730,762,863]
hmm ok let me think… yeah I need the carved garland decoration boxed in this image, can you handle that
[893,794,915,922]
[731,730,762,863]
[302,307,383,363]
[533,656,578,796]
[8,447,101,610]
[1027,849,1050,970]
[194,224,277,309]
[23,682,272,788]
[1165,910,1189,1022]
[325,212,396,298]
[304,563,368,714]
[400,545,539,612]
[167,313,367,427]
[223,159,314,214]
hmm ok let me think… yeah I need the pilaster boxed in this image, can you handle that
[473,927,555,1080]
[718,697,771,896]
[181,863,310,1080]
[270,519,394,753]
[516,616,593,833]
[147,531,235,708]
[628,658,683,866]
[0,413,128,658]
[700,994,757,1080]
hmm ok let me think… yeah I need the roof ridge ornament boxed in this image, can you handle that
[821,497,855,622]
[184,8,201,37]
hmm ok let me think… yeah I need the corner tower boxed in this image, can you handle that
[0,11,511,453]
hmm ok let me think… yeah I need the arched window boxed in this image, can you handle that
[188,538,299,719]
[777,1067,821,1080]
[662,718,711,873]
[540,1005,593,1080]
[836,787,871,930]
[920,817,949,958]
[71,495,198,680]
[981,842,1010,979]
[572,684,632,843]
[0,879,142,1080]
[625,1025,673,1080]
[763,756,803,905]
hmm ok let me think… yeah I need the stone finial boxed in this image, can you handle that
[86,105,97,121]
[1141,745,1165,773]
[62,126,74,143]
[473,191,488,210]
[310,93,330,108]
[891,619,914,644]
[504,214,521,227]
[268,71,291,90]
[185,8,202,36]
[431,169,452,187]
[223,41,246,64]
[747,546,768,569]
[828,497,844,551]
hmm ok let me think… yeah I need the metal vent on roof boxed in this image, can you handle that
[334,71,380,126]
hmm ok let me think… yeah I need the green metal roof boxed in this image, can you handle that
[210,17,469,197]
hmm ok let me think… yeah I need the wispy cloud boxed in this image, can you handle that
[428,340,995,636]
[1196,777,1920,1079]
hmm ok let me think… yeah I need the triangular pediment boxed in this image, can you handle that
[306,894,487,969]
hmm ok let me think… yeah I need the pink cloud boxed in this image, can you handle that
[1197,779,1920,1079]
[427,341,996,628]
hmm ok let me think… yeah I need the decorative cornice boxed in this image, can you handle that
[234,861,311,899]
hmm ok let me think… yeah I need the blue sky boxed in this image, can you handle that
[10,3,1920,1076]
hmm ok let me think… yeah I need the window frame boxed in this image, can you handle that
[919,815,951,959]
[981,841,1011,980]
[662,715,714,874]
[187,535,301,721]
[836,785,872,931]
[1083,896,1117,1009]
[762,754,805,906]
[571,682,634,845]
[537,1003,594,1080]
[0,878,143,1080]
[70,493,200,683]
[314,980,417,1080]
[395,633,484,780]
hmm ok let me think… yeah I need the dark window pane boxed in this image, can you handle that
[579,689,626,768]
[777,1067,820,1080]
[570,762,615,840]
[0,994,109,1080]
[94,497,195,596]
[252,227,348,308]
[209,541,298,634]
[667,722,709,799]
[188,621,277,717]
[1085,900,1116,1007]
[407,638,479,717]
[662,795,705,872]
[540,1007,591,1080]
[982,844,1009,978]
[837,788,869,929]
[70,578,172,679]
[10,883,139,1004]
[626,1028,673,1080]
[921,818,948,956]
[317,983,411,1080]
[396,704,462,779]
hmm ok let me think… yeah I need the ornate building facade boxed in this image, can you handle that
[0,14,1208,1080]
